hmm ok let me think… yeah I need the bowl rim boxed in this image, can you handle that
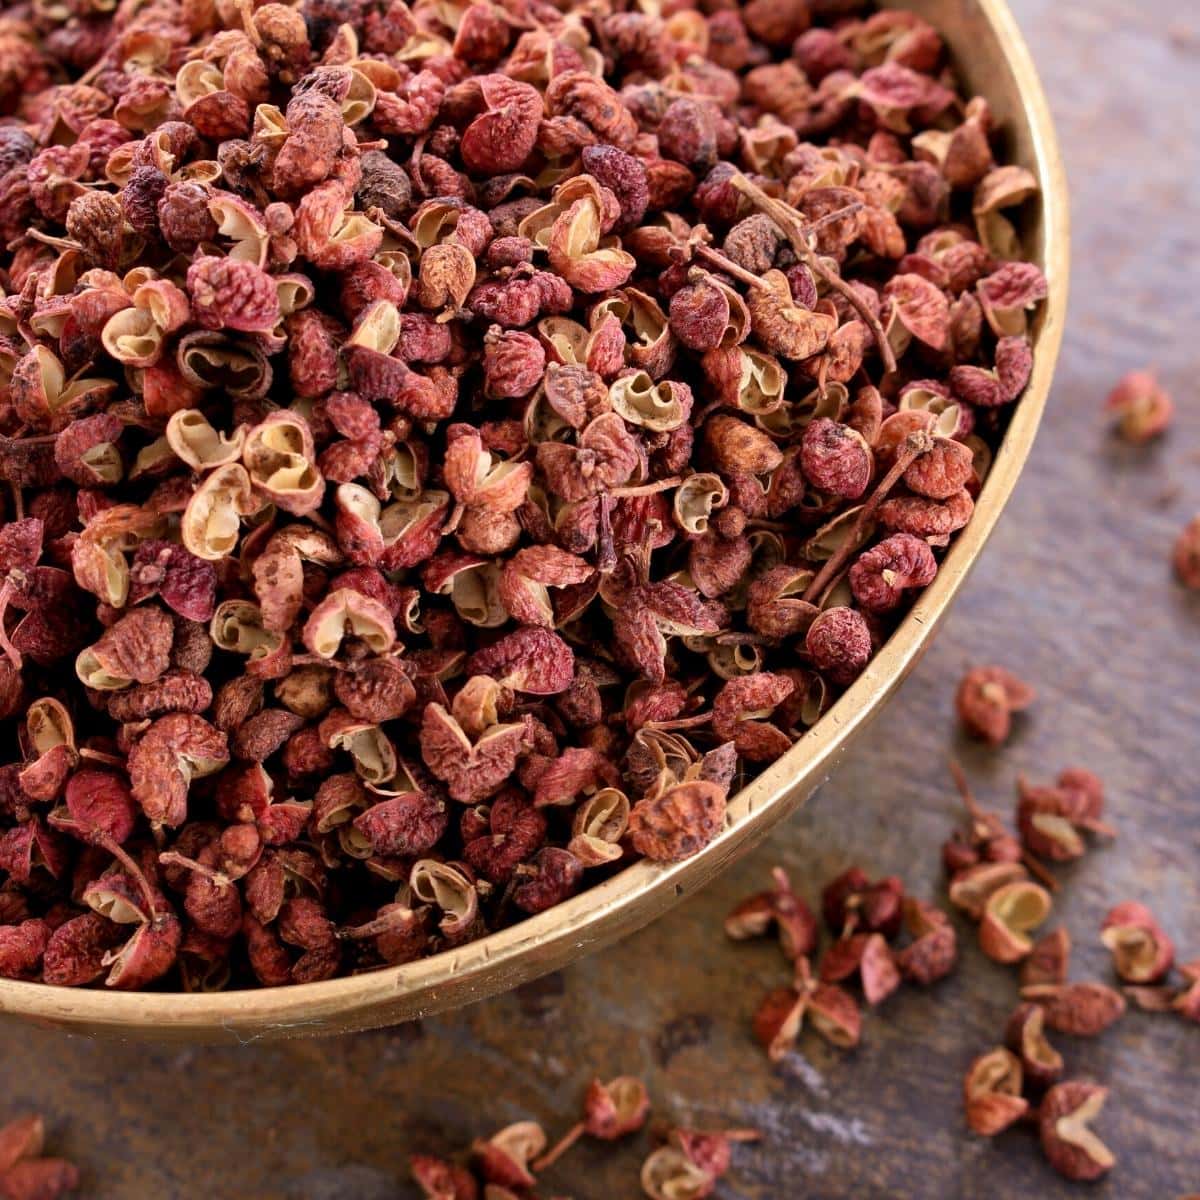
[0,0,1070,1037]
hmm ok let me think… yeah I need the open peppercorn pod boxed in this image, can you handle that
[0,0,1066,1039]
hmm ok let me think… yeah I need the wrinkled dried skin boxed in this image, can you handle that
[1020,927,1072,988]
[128,715,229,827]
[1020,982,1126,1037]
[419,703,531,804]
[628,780,727,863]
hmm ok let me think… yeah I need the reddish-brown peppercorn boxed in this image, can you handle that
[955,665,1036,745]
[1105,369,1172,443]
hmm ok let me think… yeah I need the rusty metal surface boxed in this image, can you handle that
[2,0,1198,1195]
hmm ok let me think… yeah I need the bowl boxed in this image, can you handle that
[0,0,1069,1041]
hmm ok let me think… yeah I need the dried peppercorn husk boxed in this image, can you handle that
[724,866,817,960]
[1175,960,1200,1023]
[895,897,957,985]
[818,931,900,1006]
[948,860,1029,921]
[1038,1082,1115,1181]
[1004,1002,1063,1089]
[821,866,903,939]
[1173,517,1200,590]
[752,955,861,1061]
[963,1047,1028,1136]
[1020,982,1126,1037]
[978,880,1051,964]
[1014,768,1115,870]
[640,1125,759,1200]
[955,666,1034,746]
[941,761,1029,879]
[1020,927,1071,987]
[411,1155,479,1200]
[412,1083,752,1200]
[1100,901,1174,983]
[533,1076,650,1170]
[0,0,1047,990]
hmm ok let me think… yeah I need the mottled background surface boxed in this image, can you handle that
[5,1,1199,1196]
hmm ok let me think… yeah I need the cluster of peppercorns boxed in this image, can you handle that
[960,887,1199,1183]
[721,764,1184,1185]
[965,918,1191,1184]
[410,1076,758,1200]
[718,664,1196,1188]
[725,863,956,1060]
[0,0,1048,992]
[941,721,1124,1181]
[945,666,1200,1183]
[943,756,1114,962]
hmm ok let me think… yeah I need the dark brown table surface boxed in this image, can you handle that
[4,1,1199,1196]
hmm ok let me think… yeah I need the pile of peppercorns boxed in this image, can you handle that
[0,0,1047,991]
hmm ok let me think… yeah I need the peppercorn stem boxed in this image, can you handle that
[729,174,897,375]
[607,476,683,499]
[953,762,1060,892]
[948,759,988,823]
[79,748,125,768]
[1020,850,1060,893]
[805,201,866,236]
[101,835,163,921]
[237,0,263,43]
[692,244,774,293]
[800,430,932,604]
[715,631,773,646]
[794,953,815,991]
[158,849,233,888]
[644,713,712,731]
[27,228,80,254]
[596,494,617,574]
[531,1121,585,1171]
[336,907,417,941]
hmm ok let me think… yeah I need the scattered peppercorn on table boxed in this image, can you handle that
[0,0,1195,1196]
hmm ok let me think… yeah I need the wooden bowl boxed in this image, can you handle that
[0,0,1069,1041]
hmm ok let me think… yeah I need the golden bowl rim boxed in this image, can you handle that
[0,0,1070,1038]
